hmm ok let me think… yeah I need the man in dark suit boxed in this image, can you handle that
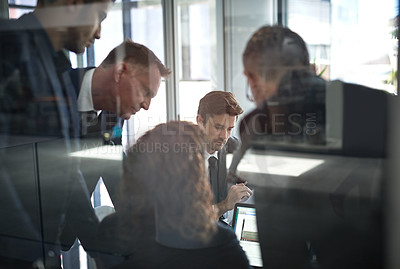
[196,91,252,220]
[0,0,114,267]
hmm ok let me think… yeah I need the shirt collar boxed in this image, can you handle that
[205,151,218,161]
[77,69,96,112]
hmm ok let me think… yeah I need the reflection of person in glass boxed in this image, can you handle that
[97,121,251,268]
[0,0,114,267]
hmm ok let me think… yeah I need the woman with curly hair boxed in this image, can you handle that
[97,121,250,268]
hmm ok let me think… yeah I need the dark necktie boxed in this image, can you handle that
[208,156,219,203]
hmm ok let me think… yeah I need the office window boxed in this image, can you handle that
[123,0,167,146]
[287,0,330,79]
[93,5,124,65]
[288,0,398,93]
[8,0,35,4]
[8,8,31,18]
[176,0,213,123]
[224,0,275,116]
[69,1,124,67]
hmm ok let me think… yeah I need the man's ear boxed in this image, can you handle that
[114,62,125,83]
[244,69,258,89]
[196,115,203,126]
[244,69,254,82]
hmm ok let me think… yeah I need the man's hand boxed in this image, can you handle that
[214,184,252,218]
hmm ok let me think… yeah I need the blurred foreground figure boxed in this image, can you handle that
[96,121,251,269]
[229,25,391,269]
[0,0,114,267]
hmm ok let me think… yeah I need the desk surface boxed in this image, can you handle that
[231,148,384,198]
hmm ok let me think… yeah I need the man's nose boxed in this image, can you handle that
[141,98,151,111]
[94,23,101,39]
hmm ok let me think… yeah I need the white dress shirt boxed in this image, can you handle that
[77,69,97,113]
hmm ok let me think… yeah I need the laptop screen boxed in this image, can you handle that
[232,203,263,268]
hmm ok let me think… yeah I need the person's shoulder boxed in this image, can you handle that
[0,13,35,34]
[0,17,18,31]
[207,223,251,268]
[226,136,240,153]
[0,16,35,60]
[329,79,394,97]
[210,222,239,245]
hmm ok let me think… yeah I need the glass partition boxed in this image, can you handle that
[1,0,399,268]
